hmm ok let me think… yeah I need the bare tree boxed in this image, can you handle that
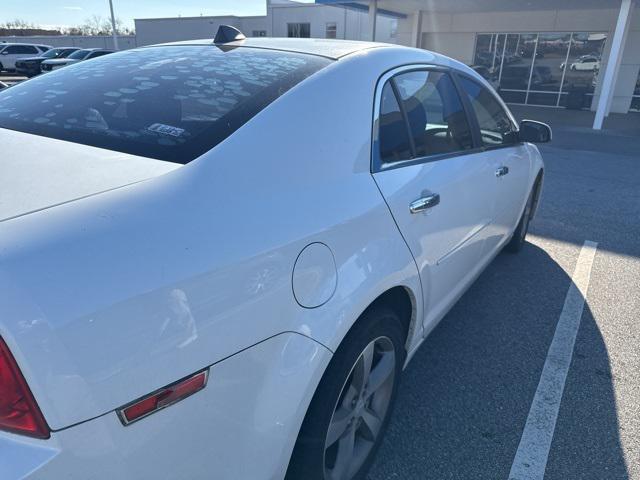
[0,19,37,29]
[0,18,61,36]
[72,15,133,36]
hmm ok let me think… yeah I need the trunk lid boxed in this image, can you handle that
[0,129,181,222]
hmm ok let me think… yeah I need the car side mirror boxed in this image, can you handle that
[519,120,552,143]
[1,51,8,55]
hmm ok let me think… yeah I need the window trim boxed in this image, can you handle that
[371,64,484,173]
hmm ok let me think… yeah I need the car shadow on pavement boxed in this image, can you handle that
[368,242,628,480]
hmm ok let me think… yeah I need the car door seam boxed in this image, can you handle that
[369,174,426,317]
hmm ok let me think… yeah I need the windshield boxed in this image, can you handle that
[0,45,331,163]
[68,50,91,60]
[42,48,64,59]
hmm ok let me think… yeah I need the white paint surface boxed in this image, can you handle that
[509,240,598,480]
[0,129,181,222]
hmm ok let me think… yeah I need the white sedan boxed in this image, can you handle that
[0,28,548,480]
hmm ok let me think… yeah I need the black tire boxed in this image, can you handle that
[505,186,535,254]
[286,305,405,480]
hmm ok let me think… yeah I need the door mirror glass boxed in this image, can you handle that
[519,120,552,143]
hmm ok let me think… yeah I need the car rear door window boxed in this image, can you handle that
[378,82,413,164]
[0,46,332,163]
[6,45,38,54]
[393,70,473,158]
[459,77,518,147]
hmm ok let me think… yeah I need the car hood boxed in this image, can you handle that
[16,56,47,62]
[42,58,79,65]
[0,128,181,222]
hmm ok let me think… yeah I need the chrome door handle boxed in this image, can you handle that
[495,166,509,177]
[409,193,440,214]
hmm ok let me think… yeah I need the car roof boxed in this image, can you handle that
[149,37,391,60]
[0,43,46,47]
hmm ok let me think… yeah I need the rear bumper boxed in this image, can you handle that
[0,332,332,480]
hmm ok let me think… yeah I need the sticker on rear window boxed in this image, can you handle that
[147,123,185,137]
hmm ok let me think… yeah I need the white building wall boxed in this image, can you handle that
[239,17,270,36]
[269,3,397,42]
[135,3,397,46]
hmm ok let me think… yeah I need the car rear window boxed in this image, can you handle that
[0,45,332,163]
[67,49,91,60]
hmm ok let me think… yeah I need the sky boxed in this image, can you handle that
[1,0,312,30]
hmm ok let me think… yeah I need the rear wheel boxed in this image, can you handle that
[286,306,405,480]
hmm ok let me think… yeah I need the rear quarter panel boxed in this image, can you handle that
[0,47,428,431]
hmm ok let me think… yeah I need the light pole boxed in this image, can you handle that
[108,0,119,51]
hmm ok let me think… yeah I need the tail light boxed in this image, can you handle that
[0,337,50,439]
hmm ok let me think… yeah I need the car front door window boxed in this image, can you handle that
[459,76,518,147]
[393,70,474,159]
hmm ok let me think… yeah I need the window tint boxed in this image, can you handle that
[6,45,38,54]
[68,50,92,60]
[0,46,331,163]
[42,48,64,59]
[88,51,111,59]
[378,82,412,164]
[288,23,311,38]
[394,71,473,158]
[460,77,518,146]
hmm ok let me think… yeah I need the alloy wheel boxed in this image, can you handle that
[323,336,396,480]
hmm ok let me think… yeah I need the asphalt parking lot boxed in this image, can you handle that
[0,73,27,86]
[370,107,640,479]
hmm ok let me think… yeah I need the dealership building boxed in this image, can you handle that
[135,0,639,128]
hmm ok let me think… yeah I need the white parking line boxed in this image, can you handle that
[508,240,598,480]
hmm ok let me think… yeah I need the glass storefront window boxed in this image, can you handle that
[531,33,571,94]
[498,34,536,93]
[561,33,607,94]
[473,31,607,108]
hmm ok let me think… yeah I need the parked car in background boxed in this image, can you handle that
[40,48,113,72]
[15,47,80,77]
[0,43,51,72]
[570,55,600,71]
[0,31,549,480]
